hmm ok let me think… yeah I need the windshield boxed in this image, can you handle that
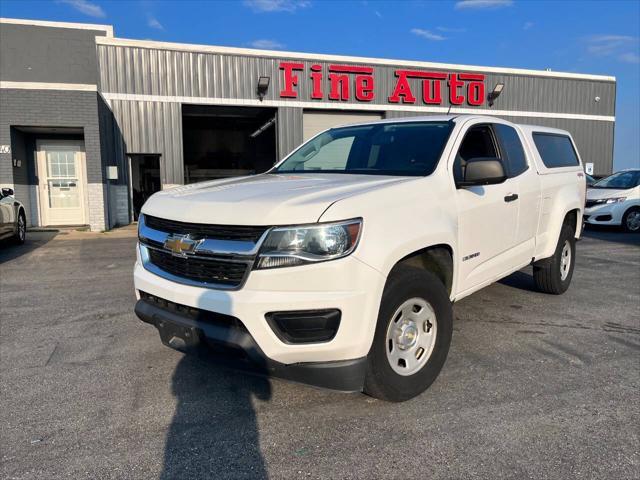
[273,121,454,176]
[593,170,640,189]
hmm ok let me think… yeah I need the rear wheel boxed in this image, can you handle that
[533,224,575,295]
[13,211,26,244]
[364,266,453,402]
[622,207,640,233]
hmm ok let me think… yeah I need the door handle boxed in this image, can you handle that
[504,193,519,203]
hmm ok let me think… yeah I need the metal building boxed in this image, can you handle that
[0,18,616,231]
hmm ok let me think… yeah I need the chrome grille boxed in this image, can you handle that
[148,249,248,286]
[138,214,268,290]
[144,215,268,242]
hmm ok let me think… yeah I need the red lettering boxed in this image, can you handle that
[460,73,485,106]
[329,64,374,74]
[326,65,374,102]
[422,79,442,104]
[422,79,440,104]
[420,72,447,104]
[279,63,485,107]
[388,70,416,103]
[329,73,350,101]
[355,75,374,101]
[448,73,465,105]
[310,64,323,100]
[279,62,304,98]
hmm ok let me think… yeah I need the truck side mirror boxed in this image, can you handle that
[458,157,507,187]
[1,187,14,198]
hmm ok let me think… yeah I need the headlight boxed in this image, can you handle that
[256,219,362,269]
[591,197,627,205]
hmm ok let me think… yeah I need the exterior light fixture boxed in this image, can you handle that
[488,82,504,107]
[257,76,270,101]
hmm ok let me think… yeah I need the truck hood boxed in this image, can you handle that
[142,173,414,225]
[586,187,632,200]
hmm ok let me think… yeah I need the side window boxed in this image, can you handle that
[532,133,580,168]
[494,124,528,177]
[453,125,499,183]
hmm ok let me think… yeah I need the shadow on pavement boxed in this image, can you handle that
[0,231,58,264]
[161,353,272,480]
[583,226,640,247]
[497,269,537,292]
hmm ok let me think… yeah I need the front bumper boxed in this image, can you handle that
[584,203,624,226]
[134,297,367,391]
[134,244,385,373]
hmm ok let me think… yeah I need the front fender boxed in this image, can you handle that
[318,176,459,298]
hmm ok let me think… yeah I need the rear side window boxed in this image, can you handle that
[494,124,528,177]
[532,133,580,168]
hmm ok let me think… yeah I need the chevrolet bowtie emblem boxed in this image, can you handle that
[163,234,202,255]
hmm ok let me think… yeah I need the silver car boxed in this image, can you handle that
[0,188,26,244]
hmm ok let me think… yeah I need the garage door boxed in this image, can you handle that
[303,111,383,141]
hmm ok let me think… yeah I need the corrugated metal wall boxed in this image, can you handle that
[97,42,616,182]
[98,45,614,116]
[107,99,183,184]
[276,107,303,158]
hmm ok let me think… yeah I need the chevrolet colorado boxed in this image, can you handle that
[134,115,586,401]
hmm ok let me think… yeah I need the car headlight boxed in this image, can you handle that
[591,197,627,205]
[256,219,362,269]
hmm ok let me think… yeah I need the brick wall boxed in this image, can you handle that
[0,88,107,231]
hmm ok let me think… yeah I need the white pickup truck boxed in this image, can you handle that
[134,115,586,401]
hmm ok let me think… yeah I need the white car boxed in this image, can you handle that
[134,115,585,401]
[0,187,27,245]
[584,169,640,232]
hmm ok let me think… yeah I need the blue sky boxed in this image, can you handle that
[1,0,639,170]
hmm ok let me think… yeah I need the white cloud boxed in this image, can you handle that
[523,21,534,30]
[436,26,466,33]
[147,16,163,30]
[619,52,640,64]
[583,35,639,64]
[58,0,105,18]
[411,28,446,41]
[244,0,310,12]
[249,39,285,49]
[586,35,636,56]
[374,10,382,18]
[455,0,513,10]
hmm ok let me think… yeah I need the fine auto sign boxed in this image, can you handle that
[279,62,486,106]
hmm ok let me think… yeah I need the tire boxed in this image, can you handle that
[364,266,453,402]
[533,224,575,295]
[621,207,640,233]
[13,211,26,245]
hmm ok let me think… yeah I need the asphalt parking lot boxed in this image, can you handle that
[1,227,638,480]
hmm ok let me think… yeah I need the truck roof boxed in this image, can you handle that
[330,114,573,137]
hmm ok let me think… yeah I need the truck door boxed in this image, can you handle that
[452,123,519,294]
[493,123,540,263]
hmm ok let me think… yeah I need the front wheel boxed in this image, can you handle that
[622,207,640,233]
[13,212,26,244]
[533,224,575,295]
[364,266,453,402]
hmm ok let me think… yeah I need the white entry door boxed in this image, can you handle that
[36,140,88,226]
